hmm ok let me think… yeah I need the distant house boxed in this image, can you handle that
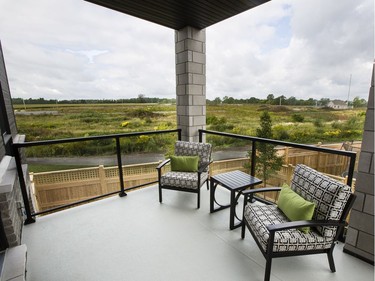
[327,100,349,109]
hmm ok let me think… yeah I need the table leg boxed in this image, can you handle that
[229,191,244,230]
[210,179,231,213]
[210,178,215,213]
[229,190,236,229]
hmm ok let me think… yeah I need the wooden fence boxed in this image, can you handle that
[30,142,359,212]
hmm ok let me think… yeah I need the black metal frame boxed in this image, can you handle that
[157,158,212,209]
[209,171,262,230]
[12,129,181,224]
[241,187,357,281]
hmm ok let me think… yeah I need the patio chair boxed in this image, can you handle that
[156,141,212,208]
[241,164,356,281]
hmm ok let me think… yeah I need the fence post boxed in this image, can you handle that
[284,147,289,165]
[98,165,108,194]
[13,146,35,224]
[116,137,127,197]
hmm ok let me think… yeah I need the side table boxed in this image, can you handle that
[210,170,262,230]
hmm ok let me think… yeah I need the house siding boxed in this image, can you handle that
[0,42,18,138]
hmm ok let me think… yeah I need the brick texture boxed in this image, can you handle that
[344,61,374,263]
[175,26,206,142]
[0,169,24,247]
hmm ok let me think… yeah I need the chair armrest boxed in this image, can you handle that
[267,220,345,233]
[198,160,213,173]
[156,159,170,170]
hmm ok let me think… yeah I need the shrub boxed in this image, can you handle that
[207,115,234,131]
[313,119,323,128]
[128,108,159,119]
[291,113,304,123]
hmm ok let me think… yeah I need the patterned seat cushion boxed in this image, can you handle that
[290,164,351,237]
[244,204,333,253]
[161,171,209,190]
[175,141,212,172]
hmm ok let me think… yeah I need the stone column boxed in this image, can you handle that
[344,61,374,264]
[175,26,206,142]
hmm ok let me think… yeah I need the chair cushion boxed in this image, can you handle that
[175,141,212,171]
[291,164,351,237]
[160,171,208,189]
[244,204,333,253]
[170,155,199,172]
[277,187,316,233]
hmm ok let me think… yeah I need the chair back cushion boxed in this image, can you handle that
[175,141,212,171]
[290,164,351,237]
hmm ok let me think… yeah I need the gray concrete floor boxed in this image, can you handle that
[22,186,374,281]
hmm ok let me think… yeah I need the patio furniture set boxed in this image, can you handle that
[156,141,356,281]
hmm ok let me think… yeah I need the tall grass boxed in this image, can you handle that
[15,103,365,157]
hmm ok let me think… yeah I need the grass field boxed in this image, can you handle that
[14,103,365,159]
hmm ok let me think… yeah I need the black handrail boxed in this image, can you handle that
[12,129,181,224]
[199,129,357,187]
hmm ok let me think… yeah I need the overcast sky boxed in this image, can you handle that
[0,0,373,101]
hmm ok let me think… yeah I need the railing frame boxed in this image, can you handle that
[199,129,357,186]
[12,129,181,224]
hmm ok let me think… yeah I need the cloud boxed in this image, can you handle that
[207,0,373,100]
[0,0,373,101]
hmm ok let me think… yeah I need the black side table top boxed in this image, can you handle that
[211,170,262,191]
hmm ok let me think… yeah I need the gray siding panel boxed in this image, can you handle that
[0,43,17,137]
[0,42,18,138]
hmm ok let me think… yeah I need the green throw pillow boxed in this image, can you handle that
[170,155,199,172]
[277,187,315,233]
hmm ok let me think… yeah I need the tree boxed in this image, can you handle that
[213,97,222,105]
[137,94,146,103]
[319,98,330,107]
[286,96,297,105]
[352,96,367,108]
[247,111,283,187]
[266,94,274,104]
[275,95,286,105]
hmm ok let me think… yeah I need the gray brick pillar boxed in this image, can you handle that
[344,61,374,264]
[175,26,206,142]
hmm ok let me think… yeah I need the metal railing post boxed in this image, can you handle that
[199,130,202,143]
[347,154,356,187]
[251,141,256,177]
[116,137,127,197]
[178,129,182,141]
[13,146,35,224]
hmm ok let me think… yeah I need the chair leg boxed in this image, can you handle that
[241,221,246,239]
[158,185,163,203]
[197,189,200,209]
[327,248,336,272]
[264,257,272,281]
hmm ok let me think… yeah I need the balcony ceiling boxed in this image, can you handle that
[85,0,270,30]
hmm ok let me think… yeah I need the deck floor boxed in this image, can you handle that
[22,186,374,281]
